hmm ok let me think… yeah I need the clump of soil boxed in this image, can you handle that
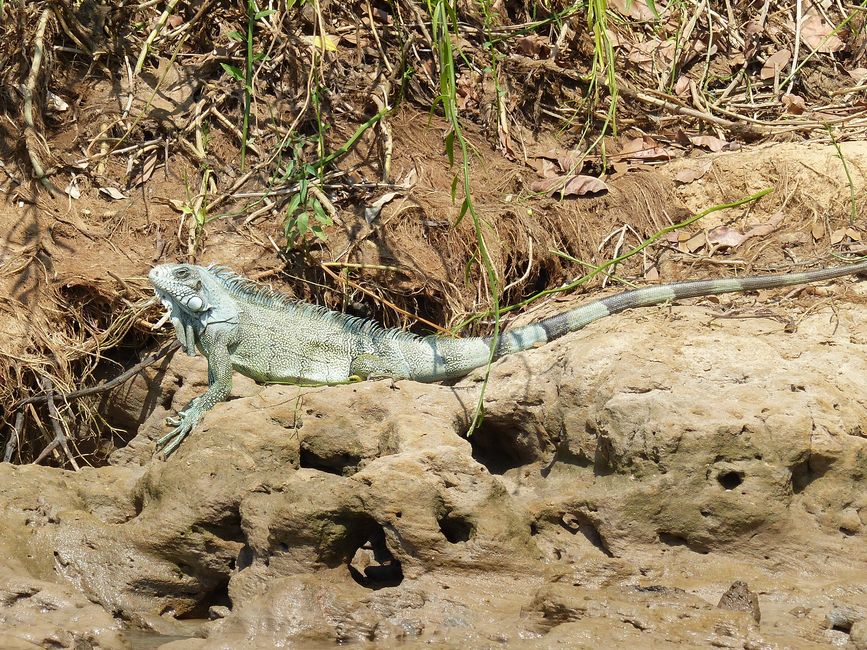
[1,0,865,463]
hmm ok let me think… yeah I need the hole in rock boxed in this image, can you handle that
[438,513,474,543]
[831,620,854,634]
[348,524,403,589]
[468,417,543,475]
[237,545,254,571]
[717,470,744,490]
[657,531,709,554]
[299,445,361,476]
[182,576,231,619]
[790,455,831,494]
[559,513,613,557]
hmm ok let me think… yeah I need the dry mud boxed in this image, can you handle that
[2,294,866,648]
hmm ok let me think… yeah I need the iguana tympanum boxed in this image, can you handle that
[149,260,867,456]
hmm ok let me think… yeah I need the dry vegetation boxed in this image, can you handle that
[0,0,865,466]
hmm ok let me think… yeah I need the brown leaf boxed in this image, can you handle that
[781,94,806,115]
[811,222,824,240]
[849,68,867,82]
[540,159,560,179]
[674,75,691,97]
[707,213,785,248]
[99,186,127,201]
[801,13,844,53]
[618,136,670,161]
[674,159,713,184]
[530,174,608,197]
[830,228,847,244]
[707,226,748,249]
[664,230,692,243]
[515,34,550,59]
[689,135,728,152]
[529,177,564,193]
[760,49,791,80]
[608,0,658,20]
[130,153,159,188]
[556,150,584,173]
[685,231,706,253]
[846,228,862,242]
[561,175,608,197]
[609,161,632,179]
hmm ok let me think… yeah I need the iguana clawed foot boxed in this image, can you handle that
[155,408,203,458]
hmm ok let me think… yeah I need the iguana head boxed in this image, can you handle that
[149,264,236,357]
[149,264,211,315]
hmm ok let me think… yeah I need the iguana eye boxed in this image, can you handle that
[175,268,191,279]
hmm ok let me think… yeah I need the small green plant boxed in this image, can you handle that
[276,106,391,248]
[222,0,274,171]
[429,0,501,433]
[284,177,332,246]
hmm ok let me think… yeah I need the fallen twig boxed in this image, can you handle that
[12,340,182,411]
[23,8,61,196]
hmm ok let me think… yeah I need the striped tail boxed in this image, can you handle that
[488,260,867,357]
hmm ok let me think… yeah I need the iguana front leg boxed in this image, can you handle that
[156,333,233,457]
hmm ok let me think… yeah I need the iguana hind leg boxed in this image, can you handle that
[349,353,407,383]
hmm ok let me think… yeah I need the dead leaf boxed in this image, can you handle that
[609,161,632,179]
[707,226,748,249]
[685,231,706,253]
[849,68,867,83]
[618,136,670,161]
[709,213,786,248]
[65,177,81,200]
[801,13,844,53]
[130,153,159,188]
[760,49,791,80]
[530,174,608,197]
[689,135,728,152]
[674,75,691,97]
[561,175,608,196]
[302,34,339,52]
[846,228,862,242]
[781,94,806,115]
[830,228,846,244]
[664,230,692,243]
[608,0,658,20]
[365,191,406,224]
[811,222,824,240]
[556,150,584,173]
[540,159,560,179]
[46,91,69,112]
[99,186,127,201]
[674,159,713,184]
[515,34,550,59]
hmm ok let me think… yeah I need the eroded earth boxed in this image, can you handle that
[2,296,866,648]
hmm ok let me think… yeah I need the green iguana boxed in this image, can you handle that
[149,260,867,456]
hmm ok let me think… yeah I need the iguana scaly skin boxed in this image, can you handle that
[149,261,867,456]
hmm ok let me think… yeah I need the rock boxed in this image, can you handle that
[0,301,866,647]
[717,580,761,624]
[825,603,864,631]
[850,619,867,649]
